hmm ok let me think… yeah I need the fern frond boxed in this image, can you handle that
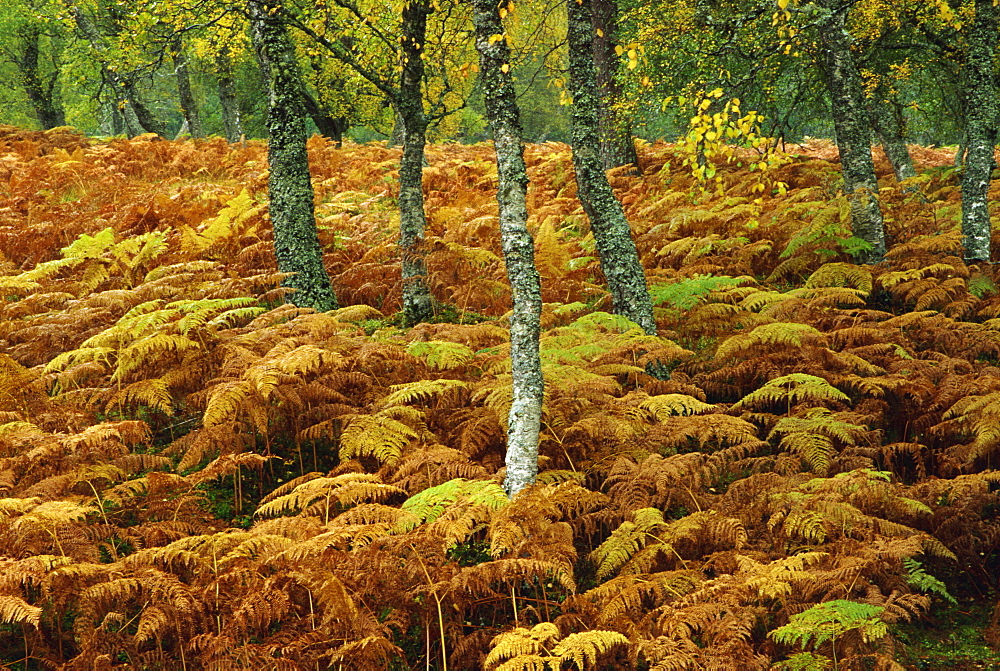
[0,595,42,627]
[716,322,826,360]
[400,478,508,527]
[407,339,476,370]
[255,473,405,519]
[805,263,873,296]
[552,630,630,670]
[339,414,419,466]
[380,378,468,408]
[731,374,849,412]
[638,394,716,420]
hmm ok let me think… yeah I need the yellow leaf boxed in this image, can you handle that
[596,28,604,37]
[501,63,510,73]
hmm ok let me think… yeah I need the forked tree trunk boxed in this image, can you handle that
[250,0,339,312]
[216,47,244,142]
[72,7,168,137]
[471,0,543,498]
[300,88,347,146]
[172,37,203,138]
[590,0,639,172]
[568,0,657,335]
[869,92,915,184]
[397,0,435,326]
[816,0,886,264]
[960,0,999,263]
[16,27,66,129]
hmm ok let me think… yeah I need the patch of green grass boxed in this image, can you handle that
[894,599,1000,670]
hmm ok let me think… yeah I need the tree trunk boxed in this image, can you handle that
[216,47,244,142]
[471,0,543,498]
[127,92,170,137]
[816,0,886,264]
[15,27,66,129]
[71,6,168,137]
[590,0,639,172]
[960,0,999,263]
[868,91,915,184]
[397,0,435,326]
[388,105,405,146]
[172,37,203,138]
[300,88,347,147]
[250,0,339,312]
[568,0,657,336]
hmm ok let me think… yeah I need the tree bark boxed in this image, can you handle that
[172,37,203,138]
[71,6,168,137]
[816,0,886,264]
[471,0,543,498]
[250,0,339,312]
[960,0,999,263]
[15,27,66,129]
[300,88,347,147]
[171,37,202,138]
[216,47,244,142]
[397,0,435,326]
[868,91,915,184]
[568,0,657,336]
[388,105,405,146]
[590,0,639,172]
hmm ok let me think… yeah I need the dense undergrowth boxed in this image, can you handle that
[0,125,998,670]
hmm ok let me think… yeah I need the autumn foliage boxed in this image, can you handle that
[1,125,998,669]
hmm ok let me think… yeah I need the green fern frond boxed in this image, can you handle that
[400,477,508,527]
[904,557,957,604]
[380,378,469,407]
[769,600,887,649]
[732,374,849,412]
[60,226,115,260]
[408,340,476,370]
[649,274,745,309]
[339,414,420,466]
[779,433,835,473]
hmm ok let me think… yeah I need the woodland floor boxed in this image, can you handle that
[0,126,999,669]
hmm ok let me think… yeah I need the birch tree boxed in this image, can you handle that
[471,0,544,497]
[959,0,999,262]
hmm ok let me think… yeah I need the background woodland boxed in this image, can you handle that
[1,125,999,669]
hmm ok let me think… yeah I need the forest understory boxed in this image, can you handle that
[0,125,999,670]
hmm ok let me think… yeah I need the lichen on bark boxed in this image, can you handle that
[960,0,999,263]
[815,0,886,265]
[250,0,339,312]
[568,0,657,336]
[471,0,544,498]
